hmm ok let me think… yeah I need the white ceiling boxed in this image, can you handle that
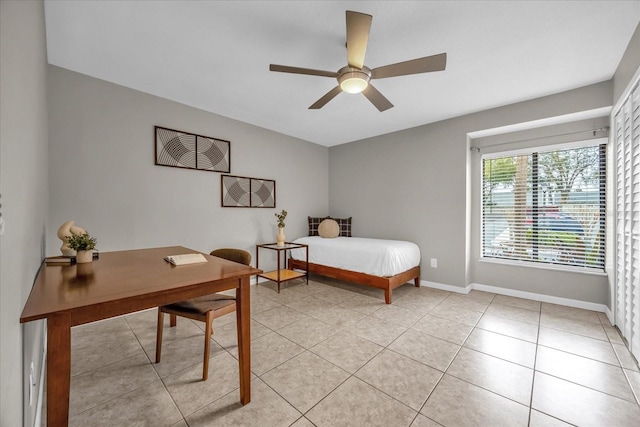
[43,1,640,147]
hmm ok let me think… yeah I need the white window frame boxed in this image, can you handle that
[480,138,607,273]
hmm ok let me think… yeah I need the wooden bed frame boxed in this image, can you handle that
[288,258,420,304]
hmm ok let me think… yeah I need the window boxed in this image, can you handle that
[482,142,606,270]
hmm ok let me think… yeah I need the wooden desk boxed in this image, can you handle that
[20,246,261,427]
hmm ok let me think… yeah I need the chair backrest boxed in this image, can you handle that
[210,248,252,266]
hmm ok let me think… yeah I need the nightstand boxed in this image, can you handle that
[256,242,308,293]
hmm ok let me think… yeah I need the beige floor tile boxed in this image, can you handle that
[339,293,386,315]
[492,294,541,311]
[528,410,573,426]
[625,369,640,403]
[149,335,225,379]
[252,305,309,330]
[389,282,425,299]
[535,346,635,402]
[392,294,442,315]
[285,295,335,317]
[69,380,182,427]
[306,376,416,427]
[163,351,246,417]
[250,293,283,314]
[356,349,442,411]
[421,374,529,426]
[538,327,619,365]
[485,302,540,325]
[290,417,316,427]
[230,331,305,376]
[373,303,424,328]
[310,330,383,374]
[438,294,491,313]
[71,317,131,343]
[447,347,533,405]
[350,316,407,346]
[541,303,601,324]
[185,378,301,427]
[128,310,205,352]
[466,290,496,303]
[261,351,349,413]
[287,279,331,296]
[389,329,460,372]
[464,328,536,368]
[410,414,442,427]
[540,312,608,341]
[211,318,272,350]
[428,304,483,326]
[476,313,539,343]
[313,285,359,304]
[411,314,474,345]
[310,304,367,328]
[71,320,145,376]
[532,372,640,426]
[603,323,626,345]
[275,316,338,349]
[170,420,188,427]
[613,342,640,371]
[69,353,159,416]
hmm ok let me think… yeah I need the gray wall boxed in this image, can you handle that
[0,1,50,426]
[47,66,329,271]
[614,22,640,103]
[329,81,613,304]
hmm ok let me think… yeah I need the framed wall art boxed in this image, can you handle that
[221,175,276,208]
[155,126,230,173]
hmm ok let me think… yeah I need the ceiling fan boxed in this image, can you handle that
[269,10,447,112]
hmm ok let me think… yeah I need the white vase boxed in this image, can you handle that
[276,227,286,246]
[76,250,93,264]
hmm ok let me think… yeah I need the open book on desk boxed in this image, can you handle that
[164,253,208,266]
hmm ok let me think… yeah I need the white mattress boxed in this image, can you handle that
[290,236,421,277]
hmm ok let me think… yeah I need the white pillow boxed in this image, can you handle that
[318,219,340,238]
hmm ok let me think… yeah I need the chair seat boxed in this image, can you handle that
[163,294,235,316]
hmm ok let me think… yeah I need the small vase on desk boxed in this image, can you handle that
[276,227,286,247]
[76,250,93,264]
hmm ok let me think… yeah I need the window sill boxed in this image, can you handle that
[478,257,608,276]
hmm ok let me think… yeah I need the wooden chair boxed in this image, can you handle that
[155,248,251,380]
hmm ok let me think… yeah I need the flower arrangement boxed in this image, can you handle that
[274,209,287,228]
[65,232,98,251]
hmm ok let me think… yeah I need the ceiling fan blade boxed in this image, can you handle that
[346,11,372,69]
[371,53,447,79]
[362,84,393,112]
[270,64,338,78]
[309,86,342,109]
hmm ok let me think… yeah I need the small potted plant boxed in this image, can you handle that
[65,232,97,263]
[274,209,287,246]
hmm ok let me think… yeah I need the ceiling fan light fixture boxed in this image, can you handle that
[338,68,370,94]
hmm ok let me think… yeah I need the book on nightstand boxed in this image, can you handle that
[164,253,208,266]
[45,256,76,265]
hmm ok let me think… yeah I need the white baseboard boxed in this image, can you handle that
[419,279,471,294]
[418,279,610,314]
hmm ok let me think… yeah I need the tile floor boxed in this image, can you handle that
[50,276,640,426]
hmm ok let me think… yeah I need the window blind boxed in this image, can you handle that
[482,144,606,270]
[614,79,640,361]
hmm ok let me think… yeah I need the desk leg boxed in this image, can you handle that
[236,276,251,405]
[47,311,71,426]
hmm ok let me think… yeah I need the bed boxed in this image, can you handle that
[288,236,421,304]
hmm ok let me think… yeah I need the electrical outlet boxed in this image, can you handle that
[430,258,437,268]
[29,362,35,406]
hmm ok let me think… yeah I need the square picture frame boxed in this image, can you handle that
[221,175,276,208]
[155,126,230,173]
